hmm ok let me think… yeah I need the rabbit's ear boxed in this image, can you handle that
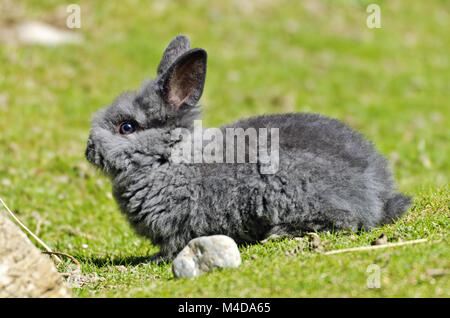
[157,35,191,75]
[159,48,207,109]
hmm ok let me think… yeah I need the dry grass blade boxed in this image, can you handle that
[324,238,428,255]
[42,251,81,276]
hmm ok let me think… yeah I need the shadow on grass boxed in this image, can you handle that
[74,254,158,267]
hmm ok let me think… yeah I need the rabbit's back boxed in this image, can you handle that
[217,113,398,233]
[226,113,386,173]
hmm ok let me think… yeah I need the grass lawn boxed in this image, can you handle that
[0,0,448,297]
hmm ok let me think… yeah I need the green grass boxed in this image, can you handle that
[0,0,448,297]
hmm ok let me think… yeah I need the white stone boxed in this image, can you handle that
[172,235,241,278]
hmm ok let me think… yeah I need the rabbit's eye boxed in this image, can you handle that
[119,122,137,135]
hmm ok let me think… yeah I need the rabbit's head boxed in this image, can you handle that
[85,35,207,176]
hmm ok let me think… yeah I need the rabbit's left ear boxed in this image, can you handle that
[157,35,191,75]
[158,48,207,110]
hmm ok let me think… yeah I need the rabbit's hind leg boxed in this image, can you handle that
[261,224,303,241]
[302,207,363,233]
[260,225,300,244]
[264,207,363,239]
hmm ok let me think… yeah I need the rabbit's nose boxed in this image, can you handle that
[85,138,96,162]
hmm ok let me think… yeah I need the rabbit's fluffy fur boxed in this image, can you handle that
[86,35,411,261]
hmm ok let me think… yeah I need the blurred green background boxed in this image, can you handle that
[0,0,448,297]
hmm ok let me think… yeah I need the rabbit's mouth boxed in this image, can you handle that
[85,139,124,178]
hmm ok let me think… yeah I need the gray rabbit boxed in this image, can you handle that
[85,35,411,261]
